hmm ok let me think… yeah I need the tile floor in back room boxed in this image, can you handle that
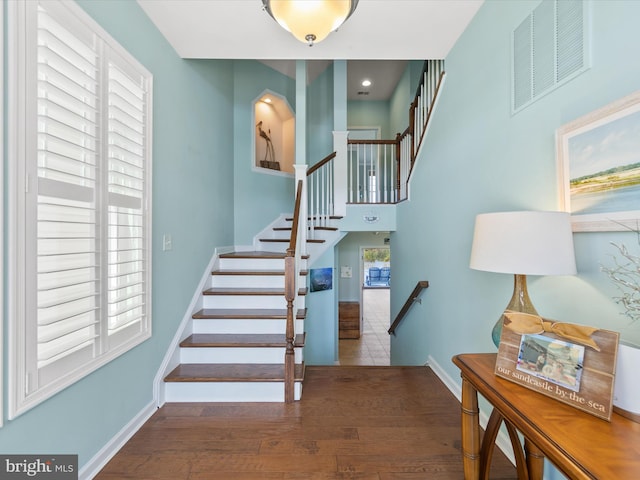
[338,287,390,365]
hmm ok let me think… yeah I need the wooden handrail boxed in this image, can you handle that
[284,179,304,403]
[347,139,398,145]
[387,281,429,335]
[307,151,336,177]
[413,71,445,162]
[287,180,303,253]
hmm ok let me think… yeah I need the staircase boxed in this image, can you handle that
[163,249,308,402]
[162,214,344,403]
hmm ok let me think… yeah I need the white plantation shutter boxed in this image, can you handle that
[106,50,148,344]
[9,0,152,417]
[35,3,100,383]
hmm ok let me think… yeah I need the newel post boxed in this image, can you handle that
[284,251,296,403]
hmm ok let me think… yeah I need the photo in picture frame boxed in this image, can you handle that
[495,312,619,421]
[556,89,640,232]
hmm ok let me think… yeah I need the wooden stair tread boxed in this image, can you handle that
[219,251,310,260]
[193,308,307,319]
[212,269,308,276]
[259,238,325,244]
[203,287,308,296]
[273,226,339,232]
[164,363,305,383]
[180,333,305,348]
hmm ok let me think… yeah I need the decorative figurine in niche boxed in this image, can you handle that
[256,121,279,170]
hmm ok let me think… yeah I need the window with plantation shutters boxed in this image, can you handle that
[9,0,152,418]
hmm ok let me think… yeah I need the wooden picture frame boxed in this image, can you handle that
[495,312,619,421]
[556,90,640,232]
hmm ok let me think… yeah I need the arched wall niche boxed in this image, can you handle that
[253,90,295,175]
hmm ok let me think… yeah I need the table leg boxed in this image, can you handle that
[460,375,481,479]
[525,438,544,480]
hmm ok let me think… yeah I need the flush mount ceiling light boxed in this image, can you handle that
[262,0,359,46]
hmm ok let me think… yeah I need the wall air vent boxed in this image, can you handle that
[512,0,590,114]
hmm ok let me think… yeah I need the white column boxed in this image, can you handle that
[333,131,349,217]
[295,60,306,166]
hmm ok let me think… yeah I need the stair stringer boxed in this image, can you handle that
[252,213,346,263]
[252,213,290,248]
[306,229,347,266]
[405,72,447,202]
[153,247,232,407]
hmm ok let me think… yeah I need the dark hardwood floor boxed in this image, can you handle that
[95,366,516,479]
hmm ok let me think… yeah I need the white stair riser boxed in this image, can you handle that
[219,258,286,270]
[257,242,288,253]
[180,347,304,364]
[164,381,302,402]
[210,275,307,289]
[211,275,285,289]
[202,295,290,309]
[192,319,304,334]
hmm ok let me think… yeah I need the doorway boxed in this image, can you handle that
[338,246,390,366]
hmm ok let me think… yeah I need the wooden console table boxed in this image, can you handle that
[452,353,640,479]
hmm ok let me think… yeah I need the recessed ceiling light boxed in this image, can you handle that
[361,79,372,87]
[263,97,272,103]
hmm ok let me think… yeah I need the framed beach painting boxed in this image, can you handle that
[557,90,640,231]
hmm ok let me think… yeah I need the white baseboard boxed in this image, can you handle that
[79,401,157,480]
[426,355,516,466]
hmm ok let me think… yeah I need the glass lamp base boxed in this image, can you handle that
[491,317,504,348]
[493,274,539,348]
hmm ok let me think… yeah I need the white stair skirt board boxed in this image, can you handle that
[180,347,304,364]
[164,381,303,403]
[192,319,305,334]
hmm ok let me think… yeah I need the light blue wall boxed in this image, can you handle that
[390,0,640,409]
[232,61,296,245]
[304,248,339,365]
[347,100,392,138]
[391,4,640,473]
[308,62,335,164]
[1,0,235,469]
[392,0,640,369]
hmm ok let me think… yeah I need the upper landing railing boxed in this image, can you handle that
[299,59,445,233]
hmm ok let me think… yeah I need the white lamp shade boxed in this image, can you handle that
[469,211,577,276]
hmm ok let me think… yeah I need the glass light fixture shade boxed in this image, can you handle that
[469,211,577,348]
[263,0,359,46]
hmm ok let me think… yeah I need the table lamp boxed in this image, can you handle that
[469,211,577,347]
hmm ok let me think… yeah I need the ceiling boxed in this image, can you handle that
[137,0,484,100]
